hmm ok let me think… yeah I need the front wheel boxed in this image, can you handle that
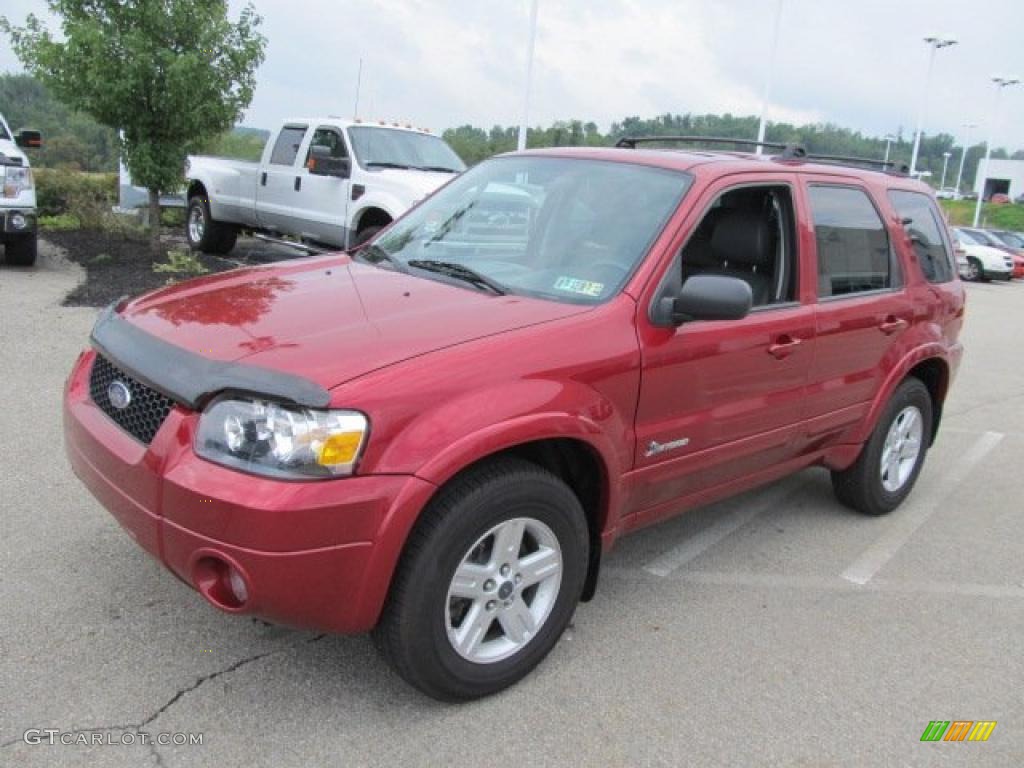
[831,377,933,516]
[373,458,589,701]
[186,196,237,255]
[4,233,37,266]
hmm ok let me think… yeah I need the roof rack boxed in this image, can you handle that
[615,135,909,176]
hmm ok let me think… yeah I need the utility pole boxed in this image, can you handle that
[909,36,957,175]
[517,0,540,152]
[954,122,977,195]
[755,0,784,154]
[973,77,1021,227]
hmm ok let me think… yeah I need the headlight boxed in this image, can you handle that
[195,397,368,479]
[2,166,34,198]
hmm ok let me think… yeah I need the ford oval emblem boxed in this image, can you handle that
[107,380,132,410]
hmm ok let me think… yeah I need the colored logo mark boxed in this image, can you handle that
[920,721,997,742]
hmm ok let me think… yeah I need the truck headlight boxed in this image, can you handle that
[2,166,34,198]
[195,397,368,479]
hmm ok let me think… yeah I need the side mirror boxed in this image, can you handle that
[307,145,350,178]
[15,129,43,149]
[654,274,753,326]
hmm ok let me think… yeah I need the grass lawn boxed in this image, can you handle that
[939,199,1024,231]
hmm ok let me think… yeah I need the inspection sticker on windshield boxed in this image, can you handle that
[553,276,604,297]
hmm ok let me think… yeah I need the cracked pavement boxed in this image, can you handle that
[2,243,1022,766]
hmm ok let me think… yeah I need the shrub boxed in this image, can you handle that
[153,248,209,276]
[34,168,117,228]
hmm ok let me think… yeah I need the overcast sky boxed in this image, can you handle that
[2,0,1023,149]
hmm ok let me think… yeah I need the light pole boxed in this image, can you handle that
[939,151,952,189]
[883,134,897,164]
[517,0,540,152]
[755,0,784,154]
[954,122,977,195]
[973,76,1021,227]
[909,35,958,175]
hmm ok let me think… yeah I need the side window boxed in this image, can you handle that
[888,190,954,283]
[305,127,348,167]
[808,185,892,298]
[268,126,307,166]
[678,185,797,307]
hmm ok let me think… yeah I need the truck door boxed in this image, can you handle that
[256,124,309,234]
[291,126,351,247]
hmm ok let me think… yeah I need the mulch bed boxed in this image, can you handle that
[43,229,298,307]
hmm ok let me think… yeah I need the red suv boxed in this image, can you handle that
[64,138,964,700]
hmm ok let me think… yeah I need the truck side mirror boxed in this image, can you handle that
[308,145,350,179]
[15,129,43,149]
[653,274,752,326]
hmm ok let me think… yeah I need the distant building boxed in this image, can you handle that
[974,158,1024,200]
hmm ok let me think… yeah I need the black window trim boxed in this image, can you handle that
[648,179,802,325]
[807,182,903,304]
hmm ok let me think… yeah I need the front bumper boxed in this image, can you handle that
[63,349,436,633]
[1,209,37,236]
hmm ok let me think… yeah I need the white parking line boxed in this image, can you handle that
[840,430,1005,586]
[643,476,808,577]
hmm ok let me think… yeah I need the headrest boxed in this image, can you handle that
[711,209,770,267]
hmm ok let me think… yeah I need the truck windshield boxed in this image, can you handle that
[348,127,466,173]
[0,118,10,141]
[370,156,691,304]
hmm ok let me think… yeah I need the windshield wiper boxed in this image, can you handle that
[415,165,460,174]
[407,259,507,295]
[365,161,412,170]
[353,243,409,273]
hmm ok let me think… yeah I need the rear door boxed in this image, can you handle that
[801,179,913,442]
[256,124,309,233]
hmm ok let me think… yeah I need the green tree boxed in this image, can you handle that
[2,1,266,241]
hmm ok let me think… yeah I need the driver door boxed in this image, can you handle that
[292,126,351,247]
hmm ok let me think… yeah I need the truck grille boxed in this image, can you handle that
[89,355,175,445]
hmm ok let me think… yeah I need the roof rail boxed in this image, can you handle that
[799,153,910,176]
[615,135,807,158]
[614,135,909,175]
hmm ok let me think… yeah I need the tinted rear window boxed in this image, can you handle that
[269,126,307,166]
[888,190,955,283]
[808,185,893,297]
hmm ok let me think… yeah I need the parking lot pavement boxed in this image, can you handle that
[2,250,1022,767]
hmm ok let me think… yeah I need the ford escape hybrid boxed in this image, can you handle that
[64,137,964,700]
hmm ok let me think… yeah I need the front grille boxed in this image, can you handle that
[89,355,175,444]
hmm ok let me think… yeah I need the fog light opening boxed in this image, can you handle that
[194,556,249,611]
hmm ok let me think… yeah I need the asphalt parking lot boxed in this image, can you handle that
[2,243,1022,767]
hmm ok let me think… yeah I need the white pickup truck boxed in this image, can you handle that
[184,118,465,255]
[1,112,42,266]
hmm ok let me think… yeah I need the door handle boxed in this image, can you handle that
[878,316,909,335]
[260,171,267,186]
[294,176,302,191]
[767,335,802,359]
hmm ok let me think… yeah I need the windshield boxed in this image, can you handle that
[954,229,978,245]
[369,156,691,304]
[0,115,10,141]
[348,127,466,173]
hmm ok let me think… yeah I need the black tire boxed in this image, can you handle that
[831,377,933,516]
[4,233,37,266]
[373,457,589,701]
[965,258,982,282]
[186,196,237,255]
[353,225,383,247]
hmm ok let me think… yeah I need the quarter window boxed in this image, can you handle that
[809,185,893,297]
[888,190,954,283]
[269,126,307,166]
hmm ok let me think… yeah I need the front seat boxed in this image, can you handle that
[708,208,774,306]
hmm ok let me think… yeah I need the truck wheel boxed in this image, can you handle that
[4,233,37,266]
[353,225,383,247]
[373,457,588,701]
[186,196,237,255]
[831,377,932,516]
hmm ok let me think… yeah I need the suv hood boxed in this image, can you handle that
[119,254,589,393]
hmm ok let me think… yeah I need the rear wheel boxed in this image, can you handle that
[186,196,237,255]
[831,377,932,516]
[373,458,588,701]
[965,258,981,282]
[4,233,37,266]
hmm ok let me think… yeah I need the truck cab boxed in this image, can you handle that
[184,118,465,255]
[0,112,42,266]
